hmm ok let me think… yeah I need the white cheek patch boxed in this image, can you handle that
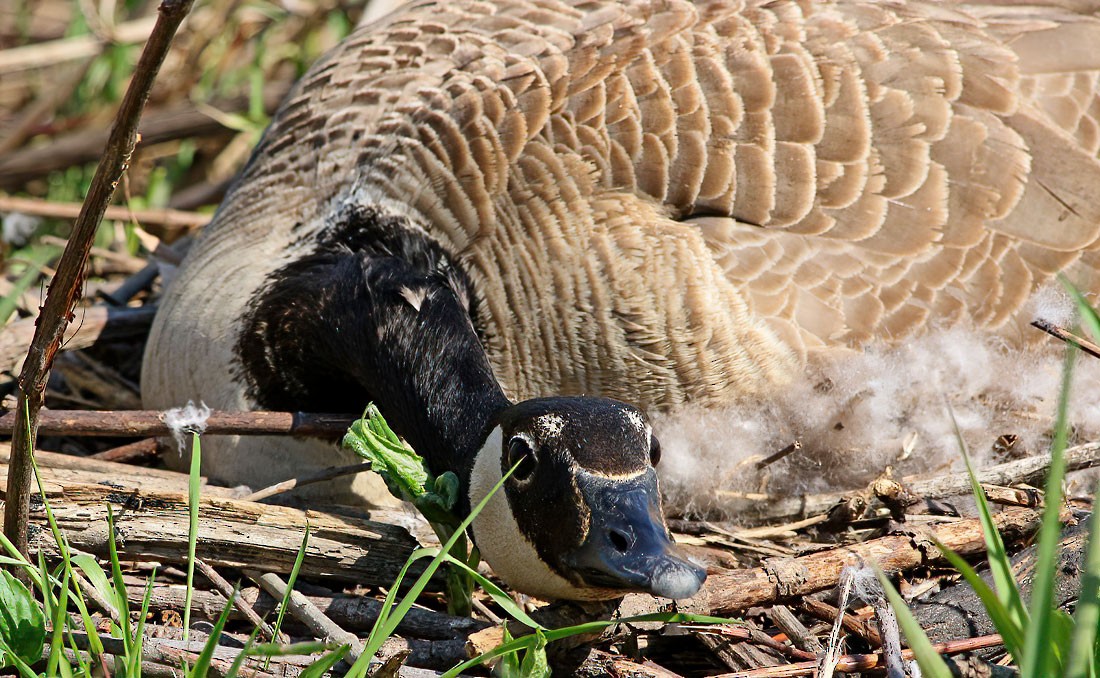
[468,426,611,601]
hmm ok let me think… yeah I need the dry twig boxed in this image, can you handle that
[196,558,280,642]
[1032,319,1100,361]
[729,442,1100,523]
[0,196,211,230]
[242,462,375,502]
[4,0,197,569]
[716,633,1005,677]
[249,571,364,663]
[0,408,357,438]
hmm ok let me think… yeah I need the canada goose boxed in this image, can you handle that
[144,0,1100,599]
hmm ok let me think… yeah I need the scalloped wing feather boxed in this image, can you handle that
[149,0,1100,414]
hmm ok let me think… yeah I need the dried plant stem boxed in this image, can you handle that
[248,571,364,661]
[4,0,196,567]
[715,633,1004,677]
[0,409,357,438]
[195,559,280,642]
[1032,319,1100,360]
[665,507,1044,617]
[726,441,1100,523]
[0,196,211,230]
[0,16,158,72]
[242,462,375,502]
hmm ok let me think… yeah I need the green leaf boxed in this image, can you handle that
[343,406,472,614]
[518,629,550,678]
[494,624,520,678]
[350,459,529,677]
[343,405,430,504]
[0,635,39,678]
[874,569,952,678]
[71,554,114,606]
[0,569,46,668]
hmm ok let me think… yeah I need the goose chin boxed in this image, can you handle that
[564,470,706,600]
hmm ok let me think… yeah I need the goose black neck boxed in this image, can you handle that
[237,205,510,483]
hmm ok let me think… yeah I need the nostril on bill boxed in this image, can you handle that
[608,529,632,553]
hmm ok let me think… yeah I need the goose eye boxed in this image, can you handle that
[507,437,536,481]
[649,435,662,467]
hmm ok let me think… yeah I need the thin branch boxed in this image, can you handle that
[195,559,281,642]
[0,196,211,230]
[721,441,1100,523]
[247,571,364,662]
[4,0,196,568]
[0,16,157,72]
[242,462,375,502]
[714,633,1005,677]
[0,409,357,438]
[1031,319,1100,361]
[756,441,803,470]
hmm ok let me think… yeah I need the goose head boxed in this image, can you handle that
[468,396,706,601]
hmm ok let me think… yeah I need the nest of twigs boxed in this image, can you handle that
[0,1,1096,676]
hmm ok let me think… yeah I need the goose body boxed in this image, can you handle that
[144,0,1100,598]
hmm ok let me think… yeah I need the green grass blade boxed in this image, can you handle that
[23,405,106,663]
[436,553,542,630]
[298,646,350,678]
[224,627,261,678]
[66,575,105,659]
[350,460,524,676]
[249,641,340,656]
[1064,278,1100,345]
[1067,485,1100,678]
[105,506,132,661]
[932,538,1024,661]
[188,586,236,678]
[35,552,52,621]
[69,555,111,602]
[267,523,309,670]
[1021,346,1076,677]
[364,547,440,650]
[945,402,1029,628]
[47,563,71,676]
[443,612,738,677]
[875,569,953,678]
[0,534,35,574]
[184,432,201,643]
[128,571,156,678]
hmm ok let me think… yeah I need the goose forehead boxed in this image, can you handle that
[499,397,652,474]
